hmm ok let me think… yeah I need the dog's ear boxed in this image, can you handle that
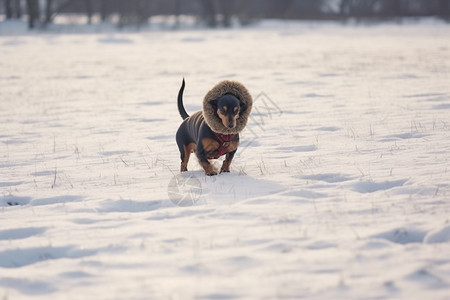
[209,99,218,109]
[239,99,247,113]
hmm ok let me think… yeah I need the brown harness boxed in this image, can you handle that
[208,132,236,159]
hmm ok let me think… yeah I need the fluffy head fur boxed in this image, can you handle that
[203,80,253,135]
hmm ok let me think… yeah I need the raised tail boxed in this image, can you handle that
[177,78,189,120]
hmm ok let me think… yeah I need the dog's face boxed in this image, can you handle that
[213,94,241,129]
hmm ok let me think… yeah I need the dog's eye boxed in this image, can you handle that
[222,106,227,112]
[233,106,239,114]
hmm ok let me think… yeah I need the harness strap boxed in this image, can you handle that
[207,132,236,159]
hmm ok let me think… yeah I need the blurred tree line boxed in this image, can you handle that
[2,0,450,29]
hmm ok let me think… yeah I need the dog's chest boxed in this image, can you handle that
[202,133,238,159]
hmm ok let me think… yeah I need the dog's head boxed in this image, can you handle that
[210,94,242,129]
[203,81,252,135]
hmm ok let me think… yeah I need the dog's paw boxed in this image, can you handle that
[205,170,218,176]
[200,161,218,176]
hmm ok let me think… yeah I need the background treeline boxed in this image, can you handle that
[3,0,450,29]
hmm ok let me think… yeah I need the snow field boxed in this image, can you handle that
[1,20,450,299]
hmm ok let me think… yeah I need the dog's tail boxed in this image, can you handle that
[177,78,189,120]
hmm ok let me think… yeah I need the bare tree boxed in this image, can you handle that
[377,0,402,18]
[234,0,264,25]
[198,0,235,27]
[118,0,153,28]
[5,0,13,19]
[174,0,181,28]
[219,0,232,27]
[265,0,293,18]
[340,0,350,16]
[26,0,39,28]
[45,0,53,24]
[339,0,395,18]
[288,0,325,19]
[85,0,93,24]
[44,0,96,26]
[199,0,217,27]
[5,0,22,19]
[14,0,22,18]
[100,0,110,22]
[439,0,450,20]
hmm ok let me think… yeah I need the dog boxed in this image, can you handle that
[176,79,253,176]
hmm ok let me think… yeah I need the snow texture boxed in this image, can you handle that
[1,19,450,299]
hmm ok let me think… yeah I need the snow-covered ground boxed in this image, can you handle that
[1,19,450,299]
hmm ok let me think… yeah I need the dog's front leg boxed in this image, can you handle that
[198,138,218,176]
[220,150,236,173]
[198,157,217,176]
[197,147,217,176]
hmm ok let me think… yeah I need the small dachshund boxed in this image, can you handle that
[176,79,252,176]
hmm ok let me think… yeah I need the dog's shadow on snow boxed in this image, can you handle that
[169,171,285,207]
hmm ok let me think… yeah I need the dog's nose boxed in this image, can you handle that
[228,124,234,128]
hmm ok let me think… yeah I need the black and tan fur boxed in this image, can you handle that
[176,79,252,176]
